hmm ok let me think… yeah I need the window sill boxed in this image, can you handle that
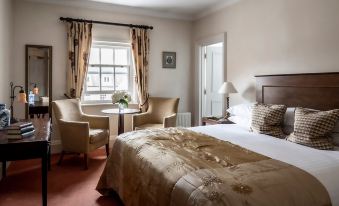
[81,102,139,107]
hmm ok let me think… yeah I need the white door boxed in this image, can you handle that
[201,42,223,117]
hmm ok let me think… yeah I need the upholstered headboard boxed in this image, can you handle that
[255,72,339,110]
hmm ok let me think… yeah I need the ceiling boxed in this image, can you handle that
[25,0,240,20]
[88,0,232,17]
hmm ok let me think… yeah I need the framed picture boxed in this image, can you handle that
[162,51,176,69]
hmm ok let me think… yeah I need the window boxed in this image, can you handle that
[83,42,134,103]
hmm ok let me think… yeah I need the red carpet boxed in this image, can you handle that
[0,150,123,206]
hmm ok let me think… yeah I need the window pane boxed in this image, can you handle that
[101,67,114,91]
[86,67,100,91]
[115,67,128,74]
[83,43,134,103]
[101,48,113,65]
[115,73,128,90]
[102,67,113,74]
[83,94,111,102]
[89,48,100,64]
[114,48,128,65]
[88,66,99,73]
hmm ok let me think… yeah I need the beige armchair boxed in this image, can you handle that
[132,97,179,130]
[52,99,110,170]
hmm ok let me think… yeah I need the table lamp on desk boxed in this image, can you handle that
[10,82,27,123]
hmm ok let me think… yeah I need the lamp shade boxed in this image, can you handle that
[218,82,238,94]
[33,84,39,95]
[17,89,27,103]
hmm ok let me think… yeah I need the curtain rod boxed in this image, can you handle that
[59,17,153,30]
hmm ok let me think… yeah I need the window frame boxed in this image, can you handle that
[82,41,135,104]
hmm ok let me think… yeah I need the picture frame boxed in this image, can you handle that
[162,51,176,69]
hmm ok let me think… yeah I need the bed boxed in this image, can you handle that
[97,72,339,206]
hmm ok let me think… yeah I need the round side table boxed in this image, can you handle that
[101,108,140,135]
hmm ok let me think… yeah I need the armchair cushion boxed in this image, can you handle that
[90,129,109,144]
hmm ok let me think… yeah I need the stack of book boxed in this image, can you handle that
[6,122,35,140]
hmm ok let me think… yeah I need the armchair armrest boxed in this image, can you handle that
[132,112,151,130]
[81,114,109,129]
[164,114,177,128]
[58,120,90,153]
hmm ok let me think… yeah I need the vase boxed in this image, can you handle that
[0,104,11,129]
[118,103,126,113]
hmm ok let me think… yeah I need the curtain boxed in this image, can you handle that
[130,28,150,111]
[66,22,92,98]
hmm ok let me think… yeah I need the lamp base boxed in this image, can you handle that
[226,96,230,109]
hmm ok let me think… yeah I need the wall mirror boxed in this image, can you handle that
[25,45,52,119]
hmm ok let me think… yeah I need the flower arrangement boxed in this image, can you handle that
[112,91,131,109]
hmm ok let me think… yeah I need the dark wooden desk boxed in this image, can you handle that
[0,119,51,206]
[29,102,49,118]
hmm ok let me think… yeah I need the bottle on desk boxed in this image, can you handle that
[29,91,35,105]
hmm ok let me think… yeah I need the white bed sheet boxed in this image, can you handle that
[190,124,339,205]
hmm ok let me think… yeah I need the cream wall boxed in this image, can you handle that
[193,0,339,124]
[0,0,13,106]
[12,0,193,119]
[0,0,13,180]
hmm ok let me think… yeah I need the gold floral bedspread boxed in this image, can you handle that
[96,128,331,206]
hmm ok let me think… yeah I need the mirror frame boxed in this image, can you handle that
[25,45,53,119]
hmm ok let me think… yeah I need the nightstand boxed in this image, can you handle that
[201,117,234,126]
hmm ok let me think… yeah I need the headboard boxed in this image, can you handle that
[255,72,339,110]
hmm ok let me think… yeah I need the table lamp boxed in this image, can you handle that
[32,84,39,95]
[10,82,27,123]
[218,82,238,109]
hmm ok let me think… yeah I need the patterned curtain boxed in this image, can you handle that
[66,21,93,98]
[130,28,150,111]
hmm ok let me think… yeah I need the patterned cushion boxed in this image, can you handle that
[250,103,287,138]
[287,108,339,150]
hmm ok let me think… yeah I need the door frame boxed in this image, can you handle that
[195,33,227,125]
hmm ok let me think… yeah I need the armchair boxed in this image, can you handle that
[52,99,110,169]
[132,97,179,130]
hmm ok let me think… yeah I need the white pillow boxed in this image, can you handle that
[227,103,255,118]
[332,133,339,146]
[283,107,296,134]
[333,120,339,133]
[332,121,339,146]
[228,116,251,130]
[283,107,296,126]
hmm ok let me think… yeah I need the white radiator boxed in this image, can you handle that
[176,112,192,127]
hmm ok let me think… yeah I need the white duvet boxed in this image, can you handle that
[191,124,339,206]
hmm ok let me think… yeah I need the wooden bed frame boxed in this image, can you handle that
[255,72,339,110]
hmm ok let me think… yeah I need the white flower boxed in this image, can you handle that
[111,91,131,104]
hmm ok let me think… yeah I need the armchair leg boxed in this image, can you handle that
[105,143,110,157]
[84,153,88,170]
[58,151,65,166]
